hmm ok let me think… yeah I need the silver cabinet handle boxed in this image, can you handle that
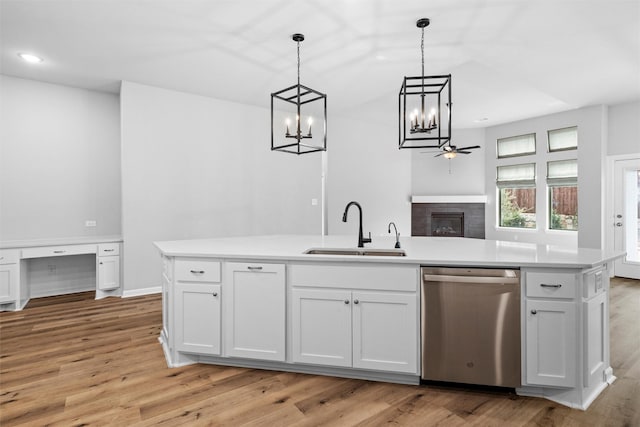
[540,283,562,288]
[344,300,350,304]
[104,249,115,252]
[531,309,537,315]
[212,292,218,297]
[53,250,66,254]
[247,266,263,271]
[353,299,359,304]
[190,270,205,274]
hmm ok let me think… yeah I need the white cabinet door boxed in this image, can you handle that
[292,288,352,367]
[525,299,576,387]
[175,282,221,355]
[352,291,417,373]
[224,263,285,361]
[98,256,120,290]
[0,263,18,304]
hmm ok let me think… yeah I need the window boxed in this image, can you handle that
[548,127,578,152]
[497,163,536,228]
[497,133,536,158]
[547,159,578,231]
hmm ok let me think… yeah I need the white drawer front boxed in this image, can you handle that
[175,258,221,283]
[21,244,96,259]
[98,243,120,256]
[290,263,418,291]
[526,271,576,299]
[0,249,20,264]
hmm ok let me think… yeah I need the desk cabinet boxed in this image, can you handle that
[0,239,122,310]
[97,244,120,291]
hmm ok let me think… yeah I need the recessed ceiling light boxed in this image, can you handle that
[375,54,387,61]
[474,118,489,123]
[18,53,43,63]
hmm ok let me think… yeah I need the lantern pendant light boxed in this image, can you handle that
[271,33,327,154]
[399,18,452,149]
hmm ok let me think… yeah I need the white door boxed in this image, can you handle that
[291,288,352,367]
[175,283,221,355]
[224,262,286,361]
[352,291,418,373]
[98,256,120,290]
[525,299,576,388]
[0,263,17,303]
[613,157,640,279]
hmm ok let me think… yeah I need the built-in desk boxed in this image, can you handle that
[0,236,122,311]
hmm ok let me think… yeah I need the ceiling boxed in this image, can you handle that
[1,0,639,129]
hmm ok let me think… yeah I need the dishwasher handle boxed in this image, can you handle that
[423,273,520,285]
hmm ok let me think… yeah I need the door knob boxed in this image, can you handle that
[615,222,623,227]
[344,300,350,304]
[354,299,359,304]
[531,309,537,315]
[616,214,622,218]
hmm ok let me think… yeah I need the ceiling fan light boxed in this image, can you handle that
[444,151,456,159]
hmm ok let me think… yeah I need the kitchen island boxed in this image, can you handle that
[154,235,624,410]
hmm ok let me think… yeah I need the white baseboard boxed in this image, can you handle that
[122,286,161,298]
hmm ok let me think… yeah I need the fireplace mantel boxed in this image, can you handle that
[411,195,487,204]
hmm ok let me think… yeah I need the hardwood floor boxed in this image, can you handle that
[1,277,638,426]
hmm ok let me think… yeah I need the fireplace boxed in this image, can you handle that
[431,212,464,237]
[411,197,486,239]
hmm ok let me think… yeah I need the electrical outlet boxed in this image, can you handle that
[311,198,318,206]
[85,220,97,227]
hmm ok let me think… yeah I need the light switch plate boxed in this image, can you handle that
[85,220,97,227]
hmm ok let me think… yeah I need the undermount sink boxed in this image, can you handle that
[304,248,406,257]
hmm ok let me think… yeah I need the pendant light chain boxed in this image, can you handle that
[297,40,301,87]
[421,25,425,90]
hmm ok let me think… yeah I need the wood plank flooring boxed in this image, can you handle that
[1,277,638,426]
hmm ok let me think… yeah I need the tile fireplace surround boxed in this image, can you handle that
[411,196,486,239]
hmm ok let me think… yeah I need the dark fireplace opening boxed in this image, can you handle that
[431,212,464,237]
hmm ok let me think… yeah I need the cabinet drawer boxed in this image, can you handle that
[525,271,576,299]
[98,243,120,256]
[175,258,221,283]
[21,244,96,259]
[0,249,20,264]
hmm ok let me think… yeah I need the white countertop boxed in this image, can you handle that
[154,235,625,269]
[0,235,123,250]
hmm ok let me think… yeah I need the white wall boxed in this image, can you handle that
[120,82,321,292]
[327,116,412,240]
[484,105,606,249]
[608,101,640,156]
[0,75,121,241]
[411,128,486,196]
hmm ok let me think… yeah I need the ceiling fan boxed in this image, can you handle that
[421,144,481,159]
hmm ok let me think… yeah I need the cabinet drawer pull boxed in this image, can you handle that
[531,309,537,315]
[190,270,205,274]
[104,249,115,252]
[540,283,562,288]
[353,299,359,304]
[212,292,218,297]
[344,300,350,304]
[247,266,263,271]
[53,250,66,254]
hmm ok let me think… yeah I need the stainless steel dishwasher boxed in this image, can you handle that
[421,267,521,388]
